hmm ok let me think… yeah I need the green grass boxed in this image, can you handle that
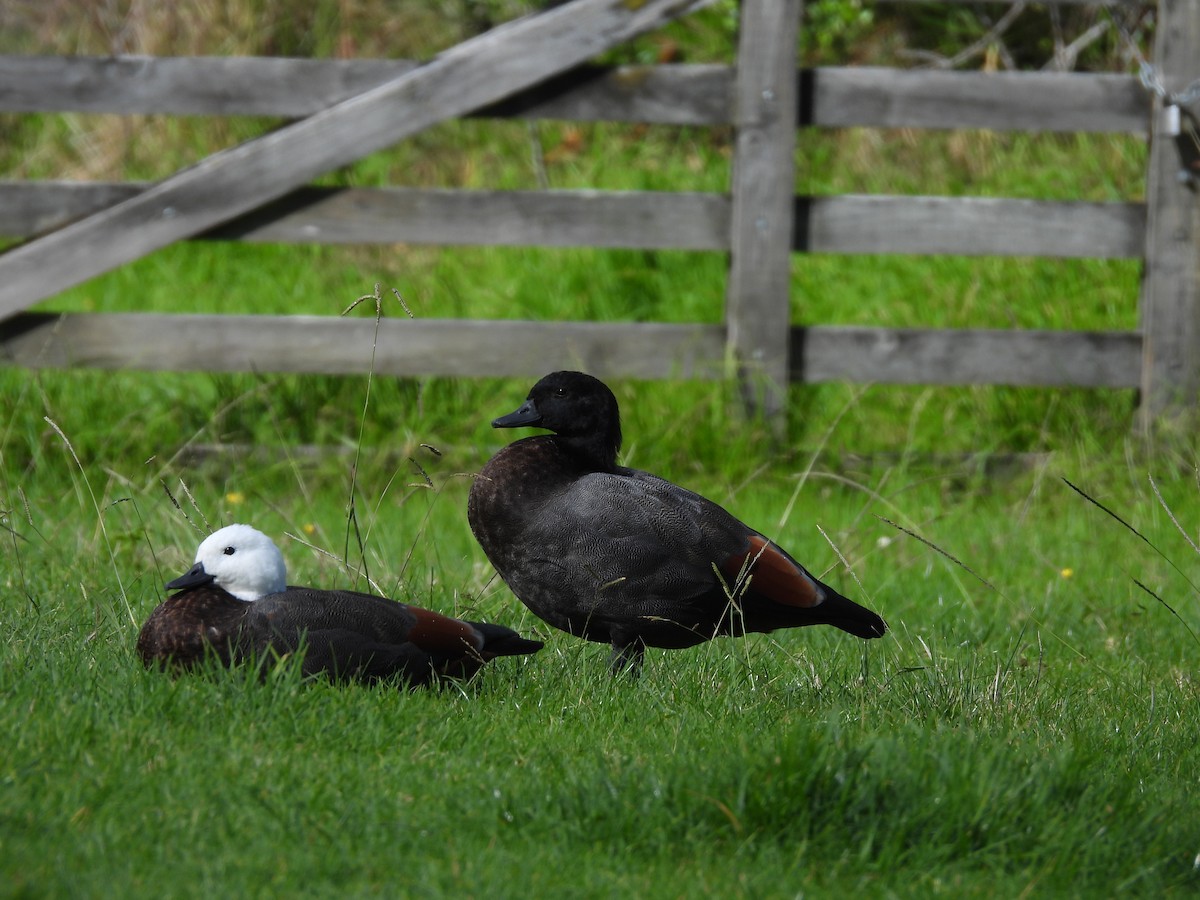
[4,383,1200,896]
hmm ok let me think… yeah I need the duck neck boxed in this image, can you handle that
[557,428,621,473]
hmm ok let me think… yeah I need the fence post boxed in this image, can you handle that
[1138,0,1200,427]
[725,0,801,424]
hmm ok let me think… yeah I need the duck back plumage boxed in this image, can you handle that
[252,587,541,681]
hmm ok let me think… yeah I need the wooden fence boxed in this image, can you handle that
[1,0,1197,424]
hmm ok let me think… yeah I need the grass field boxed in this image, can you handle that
[4,2,1200,897]
[4,417,1200,897]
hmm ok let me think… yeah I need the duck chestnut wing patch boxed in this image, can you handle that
[719,534,823,608]
[404,606,484,655]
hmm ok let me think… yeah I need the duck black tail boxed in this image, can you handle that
[818,587,888,639]
[467,621,545,658]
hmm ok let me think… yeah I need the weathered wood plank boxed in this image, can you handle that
[0,313,728,380]
[725,0,801,418]
[0,0,708,320]
[0,182,1145,258]
[467,63,733,125]
[0,311,1142,388]
[0,56,416,117]
[794,326,1143,388]
[0,182,144,237]
[804,68,1147,133]
[1137,0,1200,422]
[0,182,732,249]
[0,56,731,125]
[794,194,1145,258]
[203,187,731,250]
[0,56,1147,132]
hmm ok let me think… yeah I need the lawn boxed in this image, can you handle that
[3,367,1199,896]
[3,1,1199,896]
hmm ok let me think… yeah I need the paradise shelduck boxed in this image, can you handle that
[467,371,887,674]
[137,524,543,686]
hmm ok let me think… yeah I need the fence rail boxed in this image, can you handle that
[0,183,1149,258]
[0,56,1149,131]
[0,313,1142,390]
[0,0,1196,421]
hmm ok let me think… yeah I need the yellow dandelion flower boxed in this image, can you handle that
[225,492,245,505]
[302,523,316,535]
[1060,567,1074,579]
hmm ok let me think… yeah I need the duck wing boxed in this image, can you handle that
[623,470,887,639]
[248,590,540,683]
[511,469,884,643]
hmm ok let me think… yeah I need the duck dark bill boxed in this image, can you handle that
[468,371,888,676]
[492,399,543,429]
[165,562,215,592]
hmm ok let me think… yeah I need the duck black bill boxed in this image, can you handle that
[492,400,542,429]
[166,562,216,592]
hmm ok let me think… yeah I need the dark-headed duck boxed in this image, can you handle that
[137,524,543,685]
[467,371,887,674]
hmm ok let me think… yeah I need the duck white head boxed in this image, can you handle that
[166,524,288,601]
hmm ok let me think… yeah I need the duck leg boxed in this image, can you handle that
[609,636,645,678]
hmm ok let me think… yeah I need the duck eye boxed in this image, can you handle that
[223,546,236,556]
